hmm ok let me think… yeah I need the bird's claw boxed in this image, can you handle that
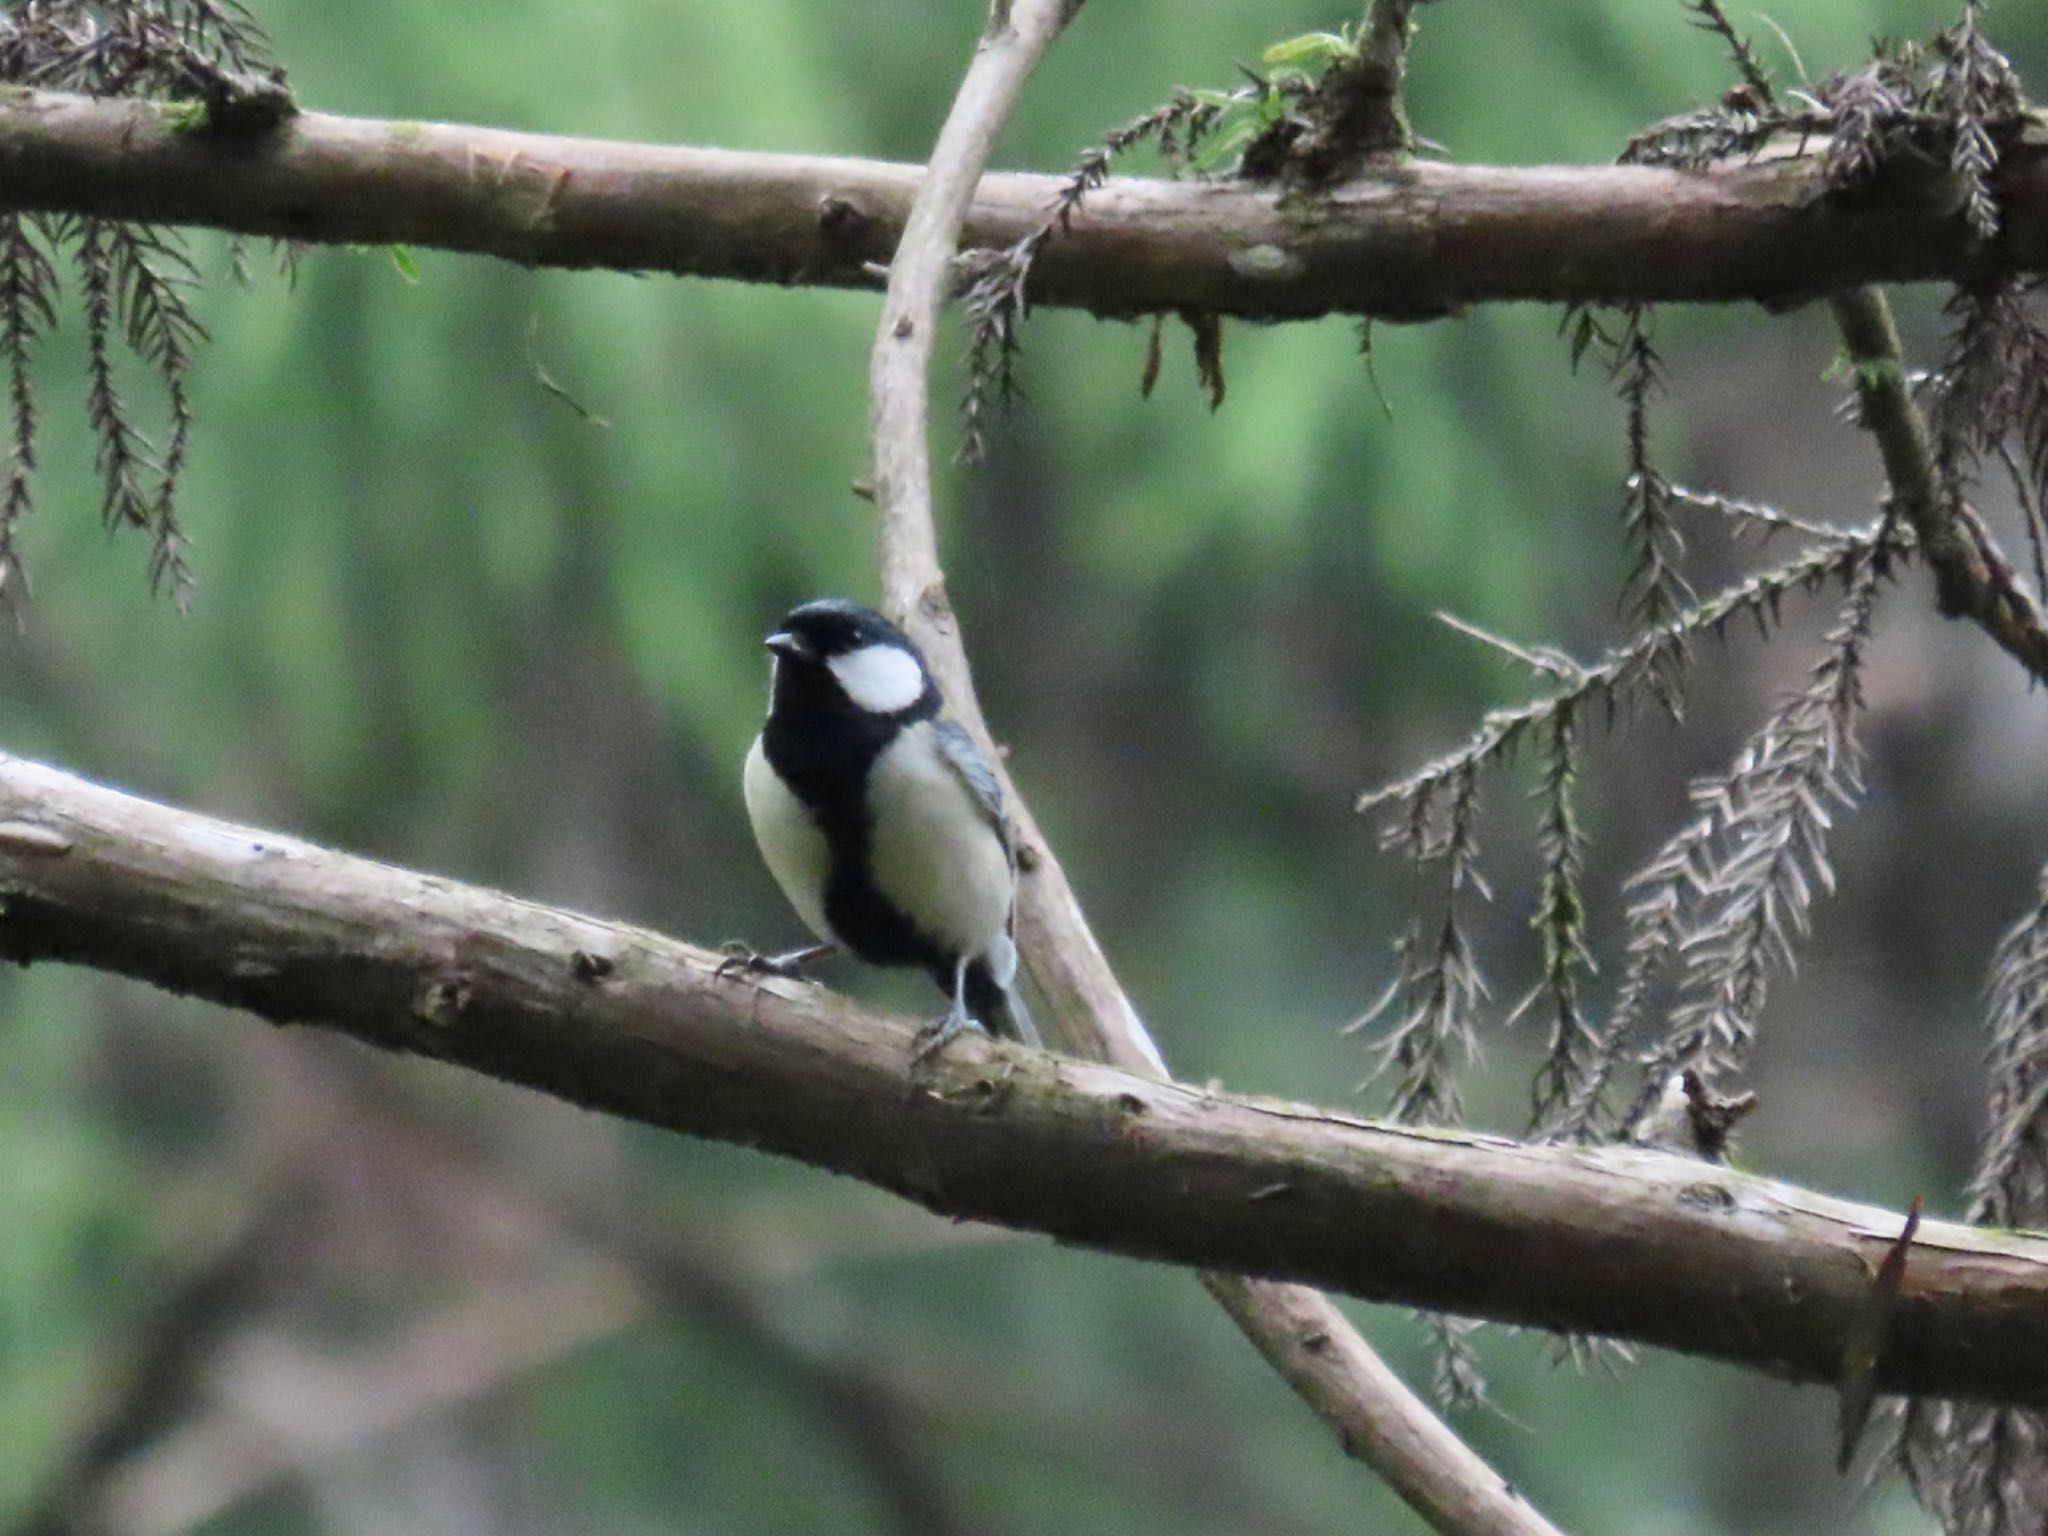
[912,1006,988,1065]
[715,940,825,981]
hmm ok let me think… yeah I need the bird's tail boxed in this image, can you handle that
[965,943,1041,1049]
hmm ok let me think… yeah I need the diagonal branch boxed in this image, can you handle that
[5,90,2048,317]
[1830,285,2048,685]
[861,7,1560,1536]
[3,751,2048,1406]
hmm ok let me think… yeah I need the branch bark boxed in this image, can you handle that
[3,89,2048,316]
[5,753,2048,1406]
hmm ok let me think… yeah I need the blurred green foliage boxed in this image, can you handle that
[4,1,2047,1533]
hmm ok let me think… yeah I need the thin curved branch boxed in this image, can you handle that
[3,90,2048,316]
[1,751,2047,1407]
[860,8,1560,1536]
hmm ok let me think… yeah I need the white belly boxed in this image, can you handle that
[867,723,1013,959]
[743,735,832,940]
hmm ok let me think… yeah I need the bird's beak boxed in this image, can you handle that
[764,631,805,659]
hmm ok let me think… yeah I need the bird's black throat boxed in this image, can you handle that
[761,657,948,974]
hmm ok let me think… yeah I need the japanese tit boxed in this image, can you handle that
[739,598,1039,1056]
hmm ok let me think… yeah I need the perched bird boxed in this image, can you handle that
[736,598,1038,1057]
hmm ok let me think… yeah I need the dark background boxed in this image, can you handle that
[4,1,2046,1532]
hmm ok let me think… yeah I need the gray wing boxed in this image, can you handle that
[934,719,1035,1041]
[929,718,1011,855]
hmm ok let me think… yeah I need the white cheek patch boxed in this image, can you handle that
[828,643,927,714]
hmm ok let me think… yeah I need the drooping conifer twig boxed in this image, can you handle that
[0,2,288,604]
[1562,796,1717,1143]
[1930,0,2023,241]
[958,91,1229,458]
[865,6,1563,1534]
[1556,301,1687,720]
[1822,57,1920,190]
[117,224,202,604]
[1369,519,1905,1148]
[1423,1312,1492,1417]
[1895,867,2048,1536]
[0,214,54,607]
[1558,300,1696,712]
[1524,705,1598,1131]
[1367,620,1585,1389]
[1927,280,2048,608]
[1973,869,2048,1237]
[72,217,199,606]
[1613,308,1692,713]
[75,221,157,532]
[1621,548,1886,1126]
[1896,1400,2048,1536]
[1364,761,1488,1128]
[1360,523,1894,826]
[1425,610,1597,1130]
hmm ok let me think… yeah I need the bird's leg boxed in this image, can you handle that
[912,957,985,1062]
[716,941,837,981]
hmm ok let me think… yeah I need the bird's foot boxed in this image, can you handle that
[911,1003,988,1064]
[716,941,835,981]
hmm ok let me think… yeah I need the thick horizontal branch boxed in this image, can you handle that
[2,749,2046,1406]
[3,89,2048,315]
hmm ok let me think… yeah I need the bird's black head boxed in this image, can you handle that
[763,599,938,722]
